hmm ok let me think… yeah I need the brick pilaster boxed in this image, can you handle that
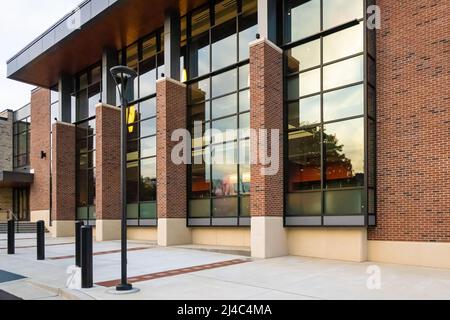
[156,78,187,219]
[30,88,51,212]
[51,122,76,222]
[95,104,121,221]
[249,38,287,258]
[156,78,191,246]
[249,39,284,217]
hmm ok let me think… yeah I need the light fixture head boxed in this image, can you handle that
[110,66,138,85]
[110,66,138,103]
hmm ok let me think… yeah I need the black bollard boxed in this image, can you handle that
[81,226,93,289]
[37,221,45,260]
[7,219,15,255]
[75,221,84,267]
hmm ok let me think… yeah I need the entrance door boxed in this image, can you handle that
[13,188,30,221]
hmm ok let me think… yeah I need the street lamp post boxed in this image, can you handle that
[110,66,138,292]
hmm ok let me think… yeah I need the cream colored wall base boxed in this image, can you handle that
[0,212,8,222]
[128,227,157,242]
[52,220,76,238]
[287,228,368,262]
[30,210,51,230]
[158,218,192,246]
[251,216,288,259]
[192,228,251,247]
[368,240,450,269]
[96,220,121,241]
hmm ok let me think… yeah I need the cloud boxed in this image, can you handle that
[0,0,81,110]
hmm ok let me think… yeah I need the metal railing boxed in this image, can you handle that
[8,210,20,233]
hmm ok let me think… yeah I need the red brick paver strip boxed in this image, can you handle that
[0,242,75,250]
[49,246,153,260]
[0,238,37,242]
[96,258,252,288]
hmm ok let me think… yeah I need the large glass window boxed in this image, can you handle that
[13,106,31,170]
[284,0,376,226]
[49,88,59,221]
[125,100,157,226]
[188,0,257,79]
[284,0,364,44]
[119,29,163,226]
[187,0,256,226]
[119,30,165,104]
[76,119,96,222]
[74,65,101,122]
[74,64,101,224]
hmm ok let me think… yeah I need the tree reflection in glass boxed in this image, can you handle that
[324,118,364,188]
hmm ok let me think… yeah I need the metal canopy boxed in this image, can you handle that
[0,171,34,188]
[6,0,207,89]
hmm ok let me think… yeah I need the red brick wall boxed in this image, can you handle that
[369,0,450,242]
[30,88,51,212]
[156,79,187,219]
[96,104,121,220]
[249,39,284,217]
[51,122,76,221]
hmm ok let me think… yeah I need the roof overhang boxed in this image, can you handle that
[0,171,34,188]
[7,0,207,89]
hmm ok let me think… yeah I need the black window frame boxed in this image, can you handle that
[73,62,102,225]
[185,0,257,228]
[282,0,377,227]
[117,28,165,227]
[13,109,31,170]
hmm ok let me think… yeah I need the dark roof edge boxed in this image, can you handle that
[6,0,89,64]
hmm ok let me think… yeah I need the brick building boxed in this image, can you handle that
[0,105,33,222]
[3,0,449,268]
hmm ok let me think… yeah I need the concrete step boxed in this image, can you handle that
[176,244,251,257]
[0,222,49,234]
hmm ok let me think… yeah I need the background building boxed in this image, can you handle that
[4,0,449,268]
[0,105,32,222]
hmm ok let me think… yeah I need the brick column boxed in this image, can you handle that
[30,88,51,226]
[249,39,287,258]
[156,78,191,246]
[95,103,121,241]
[51,122,76,237]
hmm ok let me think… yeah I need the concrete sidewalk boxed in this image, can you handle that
[1,236,450,300]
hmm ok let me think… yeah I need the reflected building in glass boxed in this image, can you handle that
[284,0,376,226]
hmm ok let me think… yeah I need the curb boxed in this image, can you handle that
[28,280,96,300]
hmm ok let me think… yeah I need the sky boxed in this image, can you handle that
[0,0,81,111]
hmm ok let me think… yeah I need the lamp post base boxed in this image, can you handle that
[107,284,140,295]
[116,283,133,291]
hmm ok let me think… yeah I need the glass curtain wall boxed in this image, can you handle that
[119,29,164,226]
[283,0,376,226]
[50,88,59,222]
[186,0,257,226]
[12,105,31,221]
[74,64,101,224]
[13,105,31,170]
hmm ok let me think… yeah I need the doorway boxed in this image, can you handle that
[13,188,30,221]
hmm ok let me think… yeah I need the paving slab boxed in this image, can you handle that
[1,238,450,300]
[0,280,64,300]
